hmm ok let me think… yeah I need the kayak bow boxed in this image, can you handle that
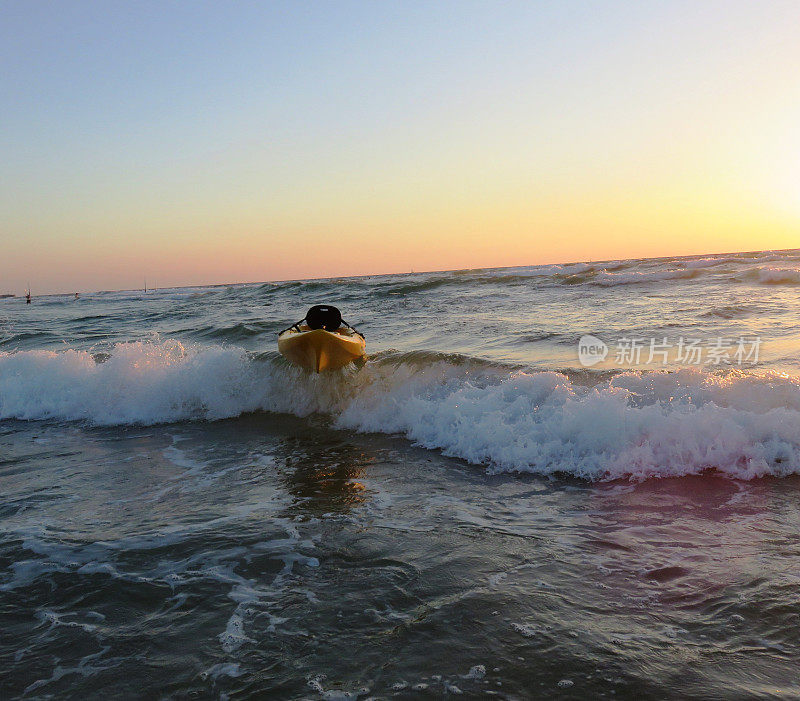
[278,326,366,372]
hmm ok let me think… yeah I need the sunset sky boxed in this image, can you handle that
[1,0,798,294]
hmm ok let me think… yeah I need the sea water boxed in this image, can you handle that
[2,249,800,698]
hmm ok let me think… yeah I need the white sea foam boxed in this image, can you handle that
[2,341,800,480]
[756,268,800,284]
[482,262,596,278]
[202,663,243,680]
[0,340,264,424]
[2,518,316,662]
[682,257,741,269]
[593,269,699,286]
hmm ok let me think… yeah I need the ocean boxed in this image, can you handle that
[2,248,800,698]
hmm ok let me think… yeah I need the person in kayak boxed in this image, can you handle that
[278,305,365,372]
[281,305,363,335]
[306,304,343,331]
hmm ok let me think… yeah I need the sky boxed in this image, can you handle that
[1,0,799,294]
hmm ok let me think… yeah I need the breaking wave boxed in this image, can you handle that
[753,268,800,285]
[187,253,800,299]
[592,268,700,286]
[2,340,800,481]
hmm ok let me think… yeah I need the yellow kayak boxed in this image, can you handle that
[277,305,365,372]
[278,326,366,372]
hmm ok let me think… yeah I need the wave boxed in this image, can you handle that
[521,258,800,288]
[2,340,800,481]
[190,321,282,341]
[0,331,60,348]
[726,267,800,285]
[238,254,800,298]
[681,256,744,270]
[378,276,457,295]
[586,268,700,287]
[754,268,800,285]
[253,263,627,298]
[514,331,560,343]
[700,305,761,320]
[257,279,353,295]
[365,263,641,295]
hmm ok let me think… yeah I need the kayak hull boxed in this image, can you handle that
[278,328,366,372]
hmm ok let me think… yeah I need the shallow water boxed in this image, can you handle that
[2,249,800,698]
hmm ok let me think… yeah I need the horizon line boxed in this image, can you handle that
[6,246,799,299]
